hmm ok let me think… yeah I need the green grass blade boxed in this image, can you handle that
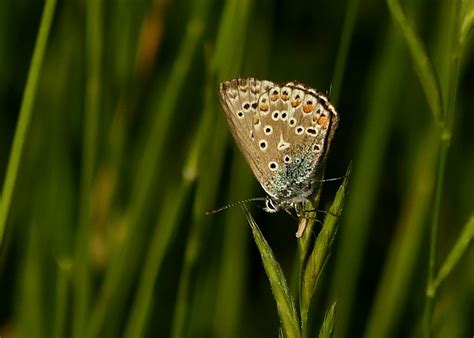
[364,131,438,338]
[73,0,103,335]
[330,0,360,104]
[53,259,72,338]
[16,223,45,338]
[386,0,443,126]
[170,0,251,336]
[244,206,300,338]
[330,24,407,338]
[86,2,211,336]
[123,110,202,338]
[423,4,463,336]
[431,215,474,291]
[460,0,474,47]
[0,0,57,246]
[212,157,253,338]
[301,166,350,336]
[318,301,337,338]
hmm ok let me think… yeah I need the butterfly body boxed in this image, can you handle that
[219,78,338,215]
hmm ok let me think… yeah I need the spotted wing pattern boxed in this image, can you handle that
[219,78,339,207]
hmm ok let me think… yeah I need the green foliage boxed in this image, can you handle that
[0,0,472,337]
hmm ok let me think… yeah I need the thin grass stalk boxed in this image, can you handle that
[422,140,447,337]
[330,26,405,338]
[386,0,444,127]
[123,102,204,338]
[431,216,474,291]
[0,0,57,246]
[53,259,71,338]
[170,79,221,338]
[86,3,210,336]
[17,223,44,338]
[364,130,437,338]
[423,2,463,336]
[330,0,360,105]
[73,0,102,335]
[124,183,192,337]
[170,73,221,338]
[170,0,251,336]
[212,157,253,338]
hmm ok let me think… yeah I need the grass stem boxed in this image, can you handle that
[0,0,57,246]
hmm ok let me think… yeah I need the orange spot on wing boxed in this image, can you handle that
[271,94,280,101]
[291,99,302,107]
[281,94,289,101]
[260,103,269,111]
[303,104,313,113]
[317,116,327,126]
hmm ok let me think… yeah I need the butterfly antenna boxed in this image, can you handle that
[315,175,346,183]
[205,197,267,215]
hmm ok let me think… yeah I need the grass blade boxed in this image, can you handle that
[330,24,407,338]
[318,301,337,338]
[170,0,251,336]
[386,0,443,126]
[123,106,202,338]
[73,0,102,335]
[86,2,211,336]
[364,130,438,338]
[431,215,474,291]
[301,165,350,335]
[330,0,360,104]
[0,0,57,246]
[460,0,474,46]
[53,259,72,338]
[244,206,300,338]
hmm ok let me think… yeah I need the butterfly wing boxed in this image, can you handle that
[219,78,276,187]
[219,78,339,204]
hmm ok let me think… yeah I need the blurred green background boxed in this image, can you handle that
[0,0,473,337]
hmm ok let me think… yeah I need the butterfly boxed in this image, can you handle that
[219,77,339,219]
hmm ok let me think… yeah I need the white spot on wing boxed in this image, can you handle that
[277,134,290,150]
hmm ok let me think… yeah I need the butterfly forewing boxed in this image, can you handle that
[219,78,275,182]
[219,78,338,208]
